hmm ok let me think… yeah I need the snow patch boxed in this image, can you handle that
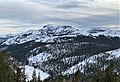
[25,65,50,81]
[28,52,52,64]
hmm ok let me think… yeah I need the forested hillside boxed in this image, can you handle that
[0,52,119,82]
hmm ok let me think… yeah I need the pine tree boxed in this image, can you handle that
[92,70,105,82]
[72,69,81,82]
[31,69,37,82]
[38,72,42,82]
[16,67,22,82]
[91,61,120,82]
[57,74,64,82]
[16,66,26,82]
[0,52,16,82]
[105,61,119,82]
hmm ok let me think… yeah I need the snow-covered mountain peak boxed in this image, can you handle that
[18,24,80,36]
[88,27,120,37]
[88,27,108,33]
[42,24,80,34]
[1,24,120,45]
[2,25,80,45]
[43,24,73,29]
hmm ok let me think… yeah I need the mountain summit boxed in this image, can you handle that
[1,24,120,45]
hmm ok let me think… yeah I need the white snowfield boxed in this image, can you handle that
[107,48,120,59]
[2,24,120,45]
[64,48,120,75]
[25,65,50,81]
[28,52,52,65]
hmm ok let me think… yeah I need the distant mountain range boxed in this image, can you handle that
[1,24,120,45]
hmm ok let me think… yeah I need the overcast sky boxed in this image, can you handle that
[0,0,119,35]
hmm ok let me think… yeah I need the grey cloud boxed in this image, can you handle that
[0,1,53,24]
[46,12,119,26]
[78,14,119,26]
[56,4,89,9]
[0,0,119,29]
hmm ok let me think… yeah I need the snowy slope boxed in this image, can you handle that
[64,48,120,75]
[25,65,50,81]
[107,48,120,59]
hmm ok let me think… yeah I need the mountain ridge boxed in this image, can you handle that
[1,24,120,45]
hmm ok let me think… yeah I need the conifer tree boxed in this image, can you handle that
[105,61,119,82]
[91,61,120,82]
[92,70,105,82]
[72,69,81,82]
[0,52,16,82]
[31,69,37,82]
[38,72,42,82]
